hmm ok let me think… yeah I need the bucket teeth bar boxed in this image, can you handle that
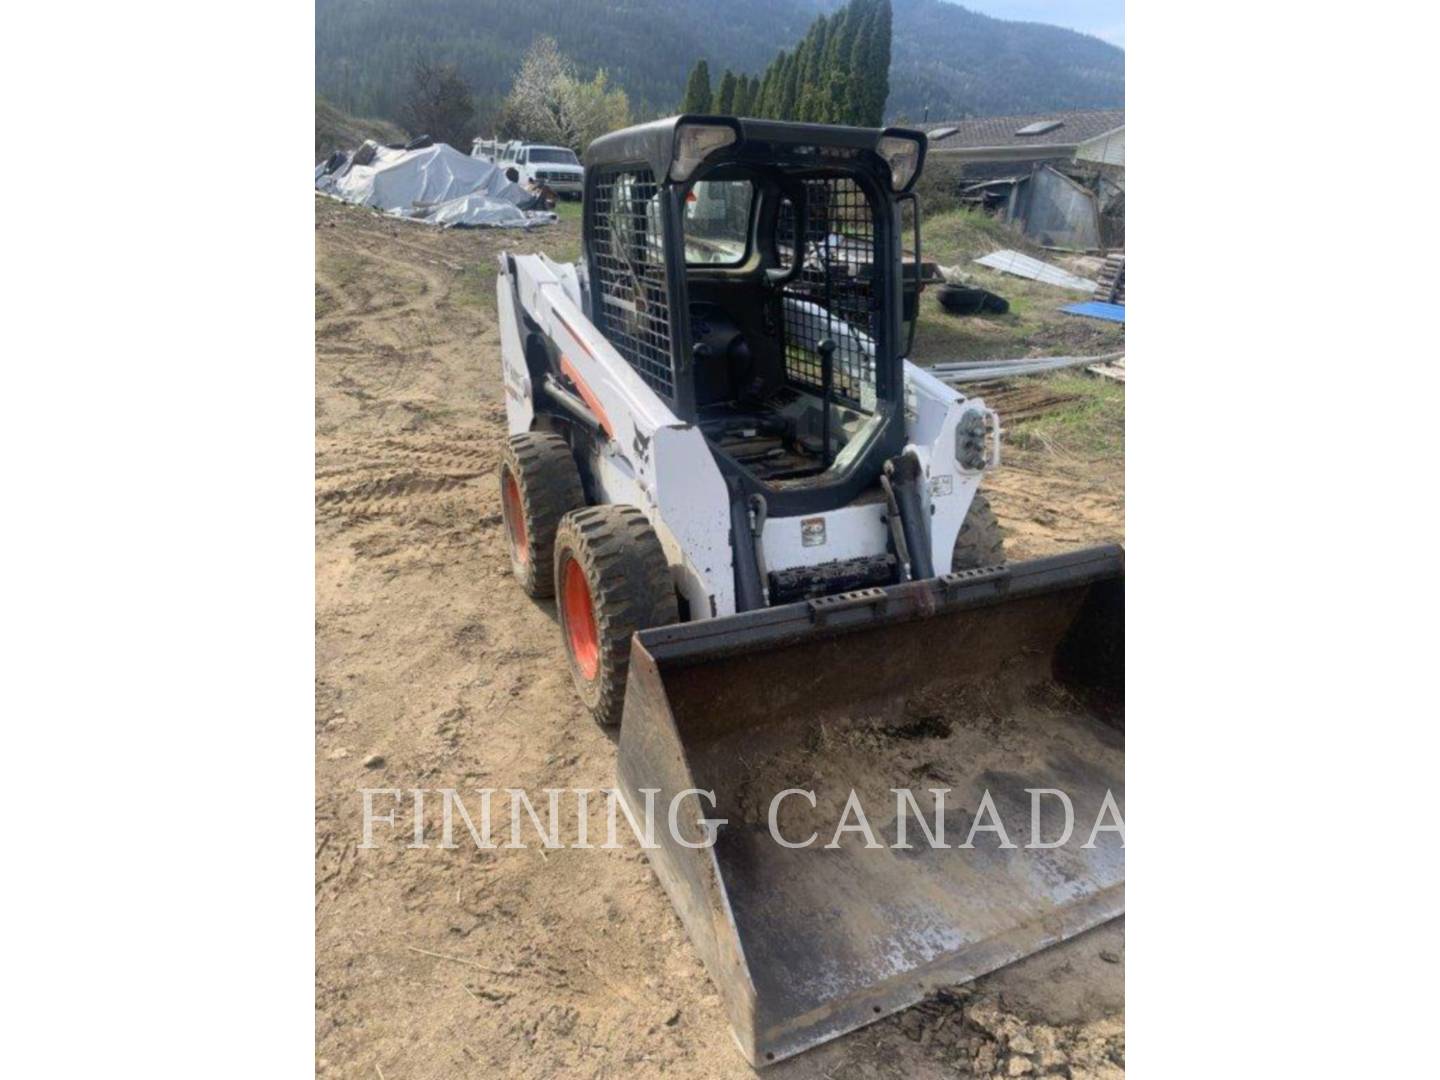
[616,546,1124,1065]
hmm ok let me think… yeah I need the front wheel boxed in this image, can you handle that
[554,505,678,727]
[951,492,1006,570]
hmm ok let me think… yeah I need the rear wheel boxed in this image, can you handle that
[499,432,585,598]
[554,505,678,727]
[951,492,1006,570]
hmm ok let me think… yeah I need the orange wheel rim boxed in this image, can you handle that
[502,471,527,564]
[562,556,600,680]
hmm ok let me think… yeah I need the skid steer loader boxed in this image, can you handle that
[495,116,1124,1065]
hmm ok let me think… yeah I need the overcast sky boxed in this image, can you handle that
[951,1,1125,47]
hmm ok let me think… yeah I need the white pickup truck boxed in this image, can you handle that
[493,143,584,199]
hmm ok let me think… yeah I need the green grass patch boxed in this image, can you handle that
[451,262,498,314]
[1005,372,1125,461]
[515,207,585,265]
[921,207,1035,268]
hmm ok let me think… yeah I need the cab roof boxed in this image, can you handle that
[583,115,927,187]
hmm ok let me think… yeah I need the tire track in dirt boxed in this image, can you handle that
[316,432,503,521]
[315,200,506,440]
[316,233,453,347]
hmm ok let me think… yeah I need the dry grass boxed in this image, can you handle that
[1005,371,1125,461]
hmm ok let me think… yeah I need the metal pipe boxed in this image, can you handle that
[540,374,604,434]
[929,352,1122,383]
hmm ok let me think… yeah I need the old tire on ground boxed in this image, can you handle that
[951,492,1006,570]
[499,432,586,598]
[936,282,1010,315]
[553,505,679,727]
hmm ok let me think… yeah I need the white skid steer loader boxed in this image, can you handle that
[496,116,1124,1066]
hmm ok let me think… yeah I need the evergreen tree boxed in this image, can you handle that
[821,0,860,123]
[692,0,892,128]
[715,69,738,114]
[797,15,831,122]
[846,1,875,124]
[733,74,753,117]
[790,21,815,120]
[862,0,892,126]
[756,58,779,117]
[779,48,801,119]
[681,59,712,113]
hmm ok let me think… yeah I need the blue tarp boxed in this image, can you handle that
[1061,301,1126,323]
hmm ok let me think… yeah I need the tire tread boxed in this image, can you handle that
[499,432,585,597]
[554,505,677,726]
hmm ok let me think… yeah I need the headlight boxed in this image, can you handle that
[877,133,922,191]
[671,122,738,182]
[955,409,988,471]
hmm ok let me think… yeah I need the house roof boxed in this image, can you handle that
[923,110,1124,154]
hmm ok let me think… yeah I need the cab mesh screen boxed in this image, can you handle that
[777,178,878,407]
[589,168,675,399]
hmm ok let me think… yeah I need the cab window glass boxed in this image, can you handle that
[684,180,754,265]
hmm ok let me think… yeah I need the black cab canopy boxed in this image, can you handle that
[583,115,927,192]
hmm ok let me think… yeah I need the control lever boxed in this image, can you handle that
[817,337,836,466]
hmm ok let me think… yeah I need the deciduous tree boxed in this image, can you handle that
[400,59,476,148]
[499,37,631,150]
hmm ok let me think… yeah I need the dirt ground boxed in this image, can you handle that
[315,197,1125,1079]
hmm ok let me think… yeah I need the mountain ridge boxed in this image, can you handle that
[316,0,1123,131]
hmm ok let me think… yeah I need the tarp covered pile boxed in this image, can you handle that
[316,140,557,229]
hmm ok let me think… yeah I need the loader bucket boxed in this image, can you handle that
[616,546,1124,1066]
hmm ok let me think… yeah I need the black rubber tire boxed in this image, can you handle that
[951,492,1006,570]
[937,282,1010,315]
[553,505,679,727]
[499,432,586,598]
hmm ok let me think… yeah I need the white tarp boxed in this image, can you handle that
[973,250,1097,292]
[420,193,531,229]
[316,141,556,229]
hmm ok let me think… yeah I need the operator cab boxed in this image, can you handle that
[689,166,901,483]
[582,117,926,515]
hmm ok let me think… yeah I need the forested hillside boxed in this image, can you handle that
[889,0,1123,118]
[316,0,1122,130]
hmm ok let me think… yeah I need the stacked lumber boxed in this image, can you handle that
[1087,357,1127,383]
[1096,254,1126,304]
